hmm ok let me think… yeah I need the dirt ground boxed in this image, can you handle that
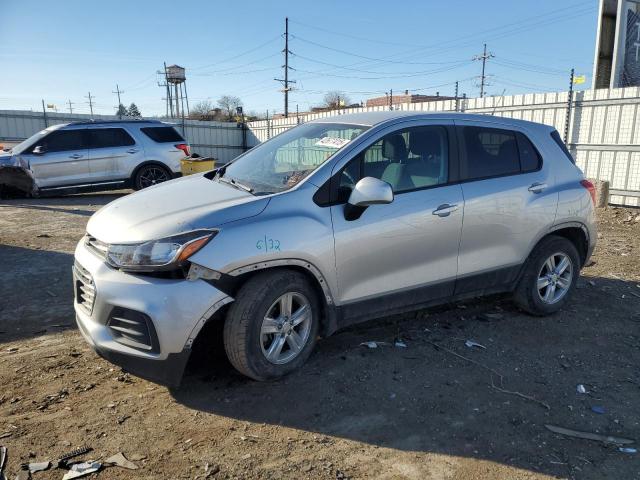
[1,193,639,480]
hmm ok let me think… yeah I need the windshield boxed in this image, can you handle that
[11,128,52,155]
[221,122,369,194]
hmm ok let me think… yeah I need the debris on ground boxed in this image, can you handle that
[545,424,635,445]
[26,461,50,473]
[359,341,391,349]
[55,447,92,469]
[61,461,101,480]
[477,312,503,321]
[591,405,606,414]
[464,339,486,349]
[104,452,138,470]
[394,340,407,348]
[619,447,637,453]
[576,384,587,394]
[0,446,7,480]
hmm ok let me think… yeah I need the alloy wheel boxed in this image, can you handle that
[260,292,312,365]
[537,252,573,304]
[138,166,169,188]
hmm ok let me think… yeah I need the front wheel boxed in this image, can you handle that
[514,235,581,316]
[133,164,172,190]
[223,270,320,381]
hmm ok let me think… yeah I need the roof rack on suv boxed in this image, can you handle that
[66,119,164,126]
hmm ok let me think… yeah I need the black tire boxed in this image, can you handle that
[133,164,172,190]
[223,270,320,381]
[514,235,581,316]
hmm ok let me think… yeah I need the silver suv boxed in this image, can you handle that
[73,112,597,386]
[0,119,189,194]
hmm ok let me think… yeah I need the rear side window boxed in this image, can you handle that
[460,127,520,180]
[88,128,135,148]
[141,126,184,143]
[550,130,575,164]
[39,129,86,152]
[459,127,543,181]
[516,132,542,172]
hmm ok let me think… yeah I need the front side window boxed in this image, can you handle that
[88,128,135,149]
[339,125,449,199]
[221,122,369,195]
[39,129,87,153]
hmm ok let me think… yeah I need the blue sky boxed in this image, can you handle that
[0,0,598,117]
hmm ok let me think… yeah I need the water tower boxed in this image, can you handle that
[161,63,190,118]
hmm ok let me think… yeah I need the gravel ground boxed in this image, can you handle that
[0,193,639,480]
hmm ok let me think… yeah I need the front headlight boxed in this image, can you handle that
[106,229,217,272]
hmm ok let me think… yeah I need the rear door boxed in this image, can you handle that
[27,128,89,188]
[330,120,464,317]
[87,127,142,182]
[454,121,557,294]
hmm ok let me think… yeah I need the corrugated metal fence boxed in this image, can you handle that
[0,110,246,164]
[2,86,640,206]
[247,87,640,207]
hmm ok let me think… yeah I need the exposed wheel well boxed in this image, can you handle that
[222,266,332,336]
[542,227,589,267]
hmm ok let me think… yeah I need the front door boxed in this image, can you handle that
[26,127,89,188]
[329,121,464,319]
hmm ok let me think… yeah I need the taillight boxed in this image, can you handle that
[580,179,596,205]
[175,143,190,156]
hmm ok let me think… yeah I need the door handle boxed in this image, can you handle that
[528,182,547,194]
[432,203,459,217]
[69,154,83,159]
[126,149,139,154]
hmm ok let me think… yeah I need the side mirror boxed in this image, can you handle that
[345,177,393,221]
[33,146,45,155]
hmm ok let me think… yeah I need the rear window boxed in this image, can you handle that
[550,130,575,164]
[516,132,542,172]
[140,126,184,143]
[88,128,135,148]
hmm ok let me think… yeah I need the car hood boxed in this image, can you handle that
[87,173,270,243]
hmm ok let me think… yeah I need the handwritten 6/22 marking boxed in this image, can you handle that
[257,235,281,252]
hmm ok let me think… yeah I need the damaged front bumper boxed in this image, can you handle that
[73,238,232,387]
[0,164,36,196]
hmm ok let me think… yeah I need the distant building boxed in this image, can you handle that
[365,90,455,107]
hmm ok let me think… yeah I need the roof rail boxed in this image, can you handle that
[65,119,164,126]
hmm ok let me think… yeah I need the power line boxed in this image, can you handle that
[66,99,75,114]
[190,35,283,71]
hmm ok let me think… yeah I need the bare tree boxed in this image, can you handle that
[189,100,219,120]
[217,95,243,121]
[323,91,350,109]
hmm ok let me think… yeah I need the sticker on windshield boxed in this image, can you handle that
[314,137,350,149]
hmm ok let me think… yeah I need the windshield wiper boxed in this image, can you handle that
[218,176,253,193]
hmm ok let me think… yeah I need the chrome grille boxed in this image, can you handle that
[74,262,96,314]
[85,234,108,261]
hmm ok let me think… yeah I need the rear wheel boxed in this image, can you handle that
[223,270,320,381]
[133,164,171,190]
[514,236,580,316]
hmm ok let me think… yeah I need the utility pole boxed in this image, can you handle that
[66,99,75,114]
[454,81,459,112]
[85,92,94,116]
[113,84,124,118]
[41,99,48,127]
[473,43,494,98]
[564,68,575,145]
[389,89,393,110]
[274,17,296,117]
